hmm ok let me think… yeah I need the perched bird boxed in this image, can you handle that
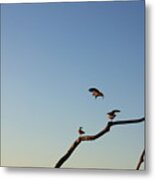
[107,110,121,120]
[78,127,85,135]
[89,88,104,98]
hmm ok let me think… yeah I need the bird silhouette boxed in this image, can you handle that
[107,110,120,120]
[78,127,85,135]
[89,88,104,98]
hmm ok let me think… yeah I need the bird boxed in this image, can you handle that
[107,110,120,120]
[78,127,85,135]
[88,88,104,98]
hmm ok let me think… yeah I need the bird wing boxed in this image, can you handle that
[88,88,100,93]
[81,130,85,134]
[112,110,121,113]
[99,92,104,97]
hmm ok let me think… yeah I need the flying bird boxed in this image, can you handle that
[89,88,104,98]
[107,110,121,120]
[78,127,85,135]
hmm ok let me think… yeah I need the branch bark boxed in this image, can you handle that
[55,117,145,168]
[136,149,145,170]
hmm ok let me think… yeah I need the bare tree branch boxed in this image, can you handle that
[55,117,145,168]
[136,149,145,170]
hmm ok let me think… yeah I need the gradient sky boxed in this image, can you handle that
[1,0,144,169]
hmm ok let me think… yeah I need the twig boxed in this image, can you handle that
[136,149,145,170]
[55,117,145,168]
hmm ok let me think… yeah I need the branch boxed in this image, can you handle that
[136,149,145,170]
[55,117,145,168]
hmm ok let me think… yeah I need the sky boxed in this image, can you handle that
[1,0,144,169]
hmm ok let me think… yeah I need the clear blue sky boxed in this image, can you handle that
[1,1,144,169]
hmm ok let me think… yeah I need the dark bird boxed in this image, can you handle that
[78,127,85,135]
[89,88,104,98]
[107,110,121,120]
